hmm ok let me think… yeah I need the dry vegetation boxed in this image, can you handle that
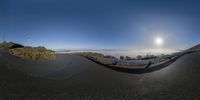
[188,44,200,51]
[78,52,117,59]
[10,47,56,60]
[78,52,105,57]
[0,41,56,60]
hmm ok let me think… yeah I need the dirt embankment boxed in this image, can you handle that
[0,42,56,60]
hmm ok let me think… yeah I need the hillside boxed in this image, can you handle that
[0,42,24,49]
[188,44,200,51]
[0,42,56,60]
[10,47,56,60]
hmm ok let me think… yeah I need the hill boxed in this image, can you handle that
[10,47,56,60]
[0,41,24,49]
[0,41,56,60]
[188,44,200,51]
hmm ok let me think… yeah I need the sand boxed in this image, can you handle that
[0,48,200,100]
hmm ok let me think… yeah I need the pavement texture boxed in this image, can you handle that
[0,49,200,100]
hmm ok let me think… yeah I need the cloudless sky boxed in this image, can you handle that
[0,0,200,50]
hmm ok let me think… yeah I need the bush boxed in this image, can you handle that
[104,55,117,59]
[125,56,136,60]
[120,56,124,60]
[136,55,142,60]
[78,52,104,57]
[142,54,157,60]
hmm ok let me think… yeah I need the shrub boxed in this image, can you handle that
[104,55,117,59]
[136,55,142,60]
[78,52,104,57]
[120,56,124,60]
[142,54,157,60]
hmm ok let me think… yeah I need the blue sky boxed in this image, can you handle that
[0,0,200,50]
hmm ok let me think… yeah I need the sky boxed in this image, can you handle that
[0,0,200,50]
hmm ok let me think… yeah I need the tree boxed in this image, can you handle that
[120,56,124,60]
[136,55,142,60]
[125,56,132,60]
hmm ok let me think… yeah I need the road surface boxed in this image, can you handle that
[0,49,200,100]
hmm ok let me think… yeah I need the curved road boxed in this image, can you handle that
[0,49,200,100]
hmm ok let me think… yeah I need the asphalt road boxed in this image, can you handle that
[0,49,200,100]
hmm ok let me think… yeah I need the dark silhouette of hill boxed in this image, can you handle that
[0,42,24,49]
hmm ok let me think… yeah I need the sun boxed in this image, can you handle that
[154,37,163,46]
